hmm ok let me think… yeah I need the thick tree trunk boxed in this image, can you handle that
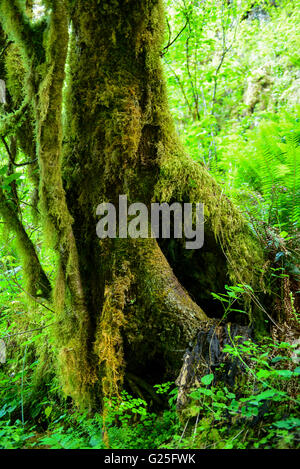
[61,0,264,404]
[0,0,265,408]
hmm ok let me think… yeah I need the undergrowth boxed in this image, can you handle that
[0,324,299,449]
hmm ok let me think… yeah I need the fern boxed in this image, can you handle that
[252,121,300,233]
[216,109,300,235]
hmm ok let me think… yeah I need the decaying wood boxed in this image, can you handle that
[176,322,252,411]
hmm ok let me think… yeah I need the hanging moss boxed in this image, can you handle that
[93,259,132,400]
[33,0,97,405]
[0,20,40,222]
[0,0,96,405]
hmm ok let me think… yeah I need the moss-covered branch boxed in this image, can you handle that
[0,186,51,298]
[37,0,84,313]
[0,100,28,137]
[35,0,95,403]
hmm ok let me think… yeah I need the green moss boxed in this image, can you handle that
[154,152,265,314]
[0,186,51,298]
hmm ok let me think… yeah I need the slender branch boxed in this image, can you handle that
[1,135,11,158]
[166,18,171,48]
[160,20,188,57]
[0,40,12,59]
[211,1,240,116]
[21,343,27,425]
[164,60,192,115]
[11,269,53,309]
[10,158,38,167]
[1,136,37,166]
[2,136,21,211]
[1,322,59,339]
[184,16,199,120]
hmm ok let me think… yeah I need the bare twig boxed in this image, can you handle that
[164,60,192,114]
[1,322,59,339]
[1,136,37,166]
[160,20,188,57]
[0,40,13,59]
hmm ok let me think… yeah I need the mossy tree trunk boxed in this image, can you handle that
[0,0,264,408]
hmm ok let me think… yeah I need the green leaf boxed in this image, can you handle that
[274,418,300,430]
[274,369,294,378]
[256,369,273,380]
[44,406,52,418]
[279,231,289,238]
[294,366,300,375]
[201,373,214,386]
[89,435,102,447]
